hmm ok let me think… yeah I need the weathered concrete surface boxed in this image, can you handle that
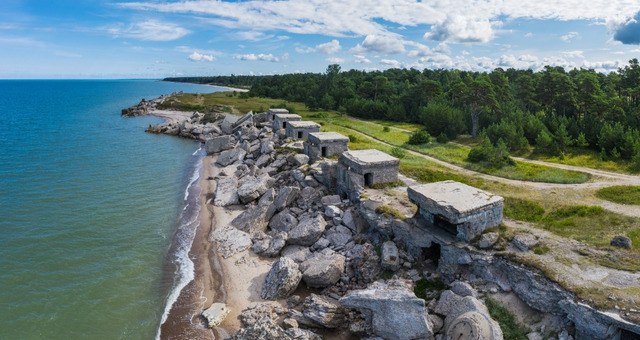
[261,257,302,300]
[434,290,503,340]
[202,303,231,328]
[408,180,503,241]
[337,149,399,201]
[304,132,349,162]
[214,177,240,206]
[267,108,289,121]
[272,113,301,131]
[339,280,433,340]
[285,121,321,140]
[300,248,345,288]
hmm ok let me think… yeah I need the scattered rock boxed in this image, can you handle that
[340,279,433,340]
[281,245,311,264]
[610,235,632,249]
[321,195,342,206]
[381,240,400,271]
[252,231,287,257]
[205,135,234,154]
[302,294,344,328]
[512,233,539,252]
[214,177,239,206]
[269,210,299,232]
[202,303,231,328]
[434,290,503,340]
[217,148,247,166]
[287,214,327,246]
[449,281,477,298]
[238,175,271,204]
[324,205,342,218]
[478,232,499,249]
[261,257,303,300]
[233,316,290,340]
[300,249,345,288]
[292,154,310,166]
[231,205,274,234]
[211,225,252,258]
[273,187,300,211]
[282,318,298,329]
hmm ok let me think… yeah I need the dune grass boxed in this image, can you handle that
[596,186,640,205]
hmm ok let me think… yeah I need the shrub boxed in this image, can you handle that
[414,278,446,300]
[436,133,449,143]
[390,147,407,159]
[408,130,431,145]
[348,134,359,143]
[383,126,391,132]
[467,137,515,169]
[419,101,466,139]
[485,297,530,339]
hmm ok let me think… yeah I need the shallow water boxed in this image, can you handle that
[0,80,219,339]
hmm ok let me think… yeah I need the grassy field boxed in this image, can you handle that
[595,186,640,205]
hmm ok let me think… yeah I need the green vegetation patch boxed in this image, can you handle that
[484,297,530,340]
[503,197,545,222]
[375,205,405,219]
[596,186,640,205]
[414,278,446,300]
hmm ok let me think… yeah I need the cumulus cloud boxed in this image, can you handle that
[380,59,403,68]
[354,55,371,63]
[108,20,189,41]
[424,15,496,43]
[236,31,273,41]
[316,39,341,54]
[352,34,405,54]
[235,53,280,62]
[560,31,579,42]
[405,41,432,57]
[613,11,640,44]
[326,57,345,63]
[561,50,585,58]
[188,51,215,62]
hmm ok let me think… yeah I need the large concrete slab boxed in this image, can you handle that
[308,132,349,144]
[407,181,503,217]
[340,149,399,168]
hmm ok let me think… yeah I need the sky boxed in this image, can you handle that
[1,0,640,78]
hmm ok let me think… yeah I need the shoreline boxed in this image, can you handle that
[161,80,249,93]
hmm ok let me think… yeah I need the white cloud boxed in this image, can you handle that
[235,53,280,62]
[316,39,341,54]
[236,31,273,41]
[108,20,189,41]
[424,15,497,43]
[326,57,345,63]
[405,41,432,57]
[354,54,371,63]
[188,51,215,62]
[560,31,579,42]
[380,59,403,68]
[524,32,534,38]
[561,50,585,58]
[353,34,405,54]
[295,46,315,54]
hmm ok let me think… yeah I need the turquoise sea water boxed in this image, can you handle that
[0,80,219,339]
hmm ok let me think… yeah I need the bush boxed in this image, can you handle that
[348,134,359,143]
[408,130,431,145]
[390,147,407,159]
[467,137,515,168]
[419,101,466,139]
[436,133,449,143]
[383,126,391,132]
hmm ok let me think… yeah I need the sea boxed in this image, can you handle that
[0,80,223,339]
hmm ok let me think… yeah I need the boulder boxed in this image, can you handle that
[381,240,400,271]
[211,225,252,258]
[434,290,503,340]
[450,281,477,298]
[238,175,271,204]
[347,243,381,284]
[202,303,231,328]
[269,210,298,232]
[300,249,345,288]
[233,316,290,340]
[231,205,274,234]
[610,235,632,249]
[302,294,344,328]
[478,232,499,249]
[292,154,310,166]
[205,135,234,154]
[255,154,272,168]
[252,231,288,257]
[512,234,539,252]
[281,245,311,264]
[261,257,303,300]
[324,205,342,218]
[340,280,433,340]
[321,195,342,206]
[285,328,321,340]
[214,177,239,206]
[287,215,327,246]
[220,115,238,135]
[216,148,247,166]
[260,140,275,155]
[273,187,300,211]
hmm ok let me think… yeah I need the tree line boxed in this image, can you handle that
[166,60,640,167]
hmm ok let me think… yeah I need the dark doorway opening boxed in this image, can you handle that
[282,121,287,129]
[434,214,457,236]
[364,173,373,187]
[321,146,327,157]
[297,131,303,139]
[422,242,441,267]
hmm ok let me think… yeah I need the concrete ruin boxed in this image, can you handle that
[285,121,321,140]
[336,149,399,201]
[304,132,349,162]
[267,108,289,121]
[407,180,503,242]
[272,113,302,131]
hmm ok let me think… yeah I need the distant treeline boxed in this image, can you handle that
[169,60,640,164]
[164,76,261,89]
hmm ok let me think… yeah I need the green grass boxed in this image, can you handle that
[369,180,405,189]
[533,244,551,255]
[596,186,640,205]
[503,197,546,222]
[375,204,405,219]
[414,278,446,300]
[525,147,636,174]
[484,297,530,340]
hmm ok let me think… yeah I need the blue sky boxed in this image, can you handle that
[1,0,639,78]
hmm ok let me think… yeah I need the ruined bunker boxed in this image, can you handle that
[337,149,400,201]
[267,108,289,121]
[285,121,321,140]
[407,180,503,242]
[304,132,349,162]
[272,113,302,131]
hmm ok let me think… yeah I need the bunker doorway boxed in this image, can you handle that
[422,242,441,268]
[298,131,303,139]
[282,122,287,129]
[321,146,327,157]
[434,214,457,236]
[364,173,373,187]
